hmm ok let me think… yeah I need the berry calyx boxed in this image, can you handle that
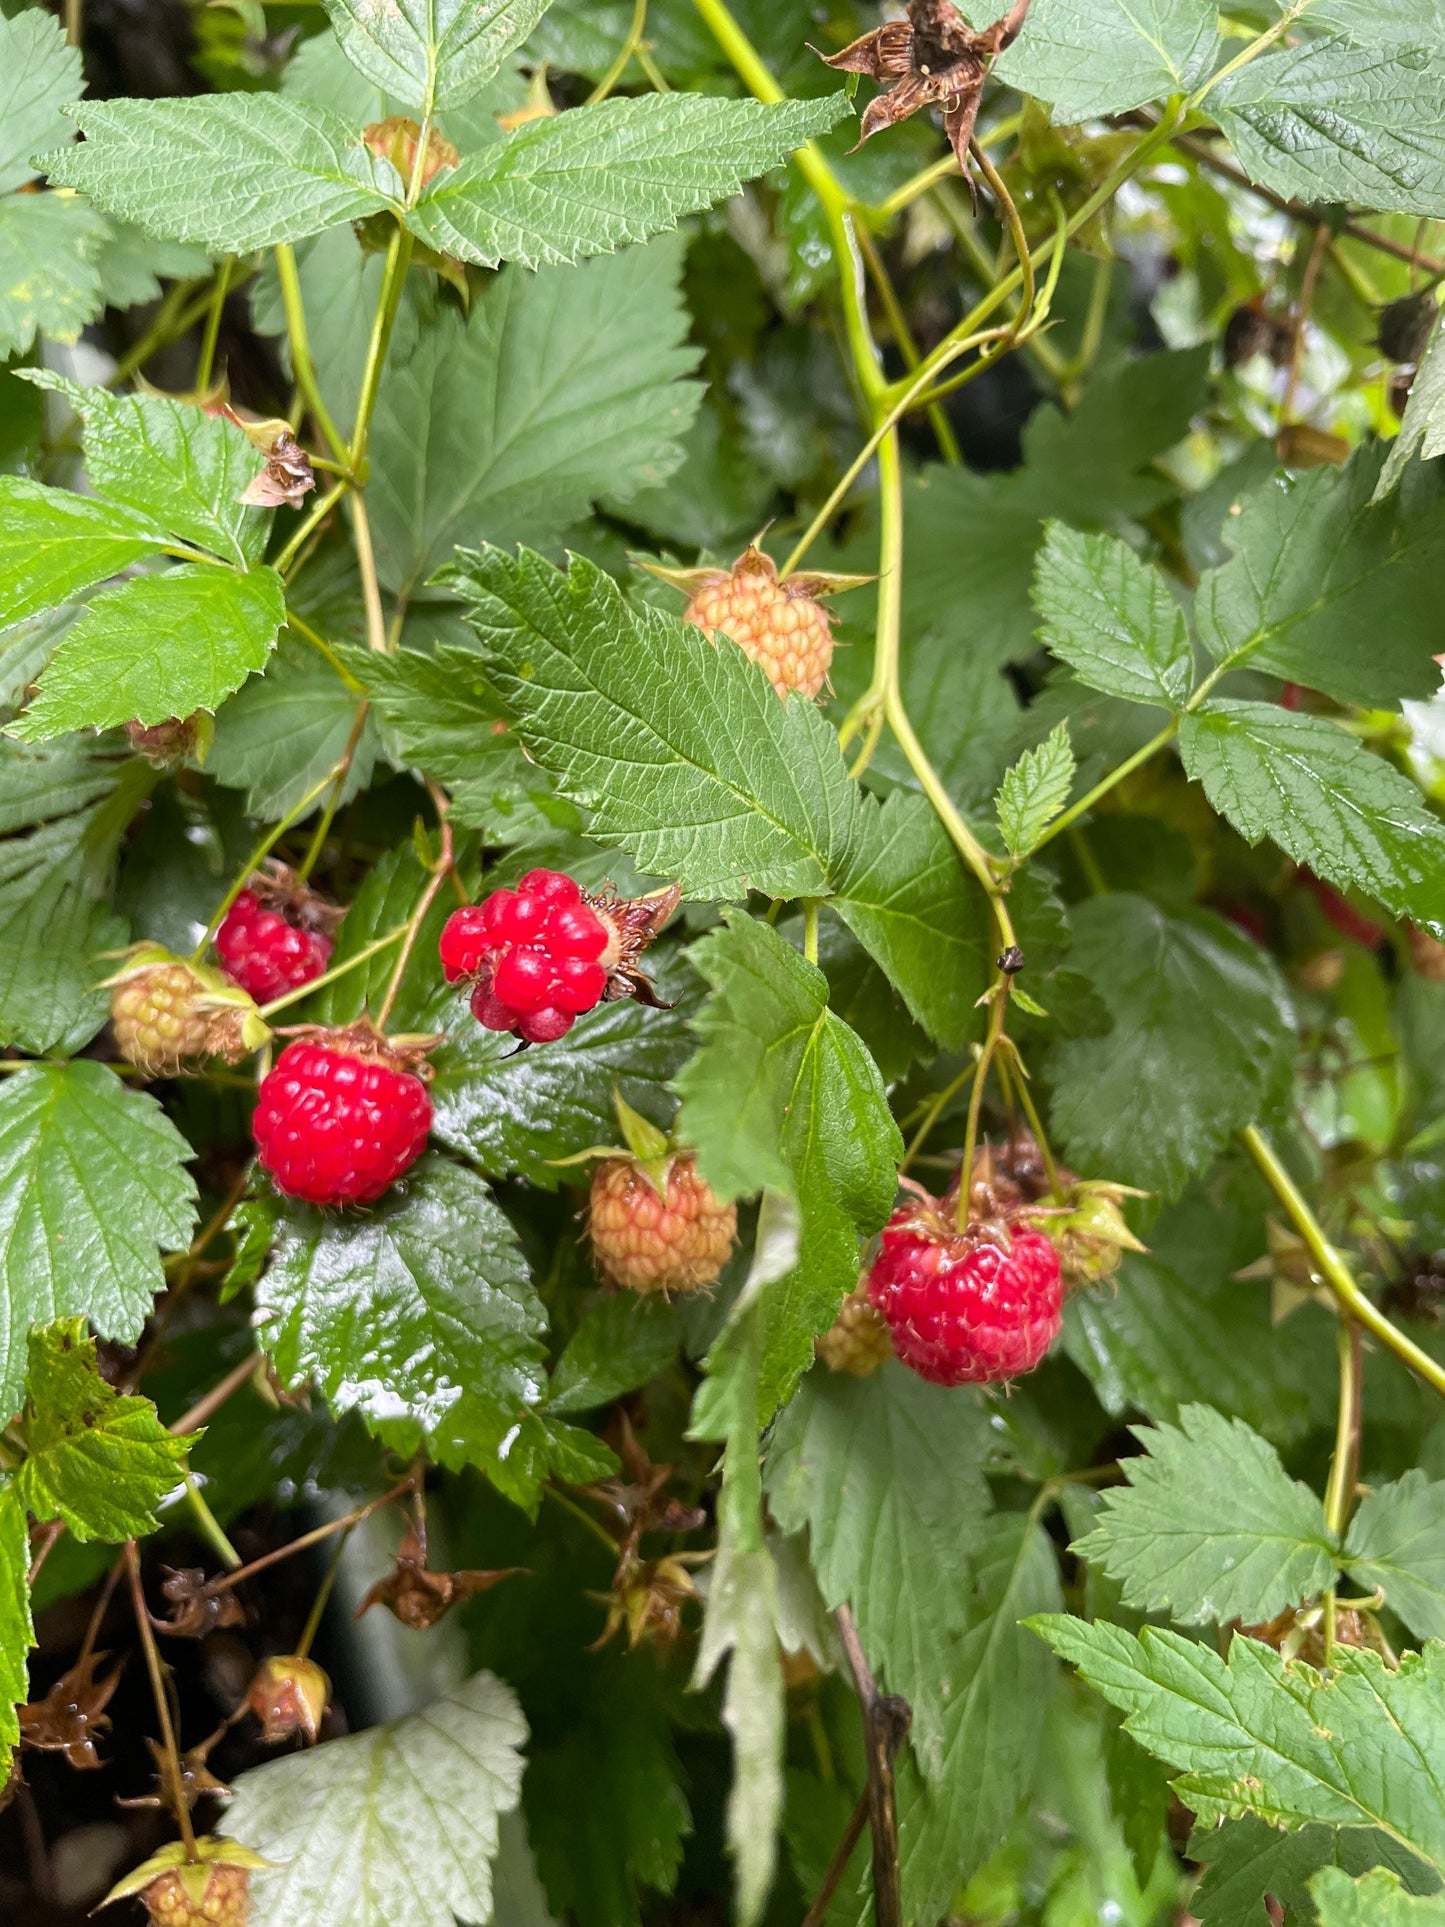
[589,1151,737,1294]
[816,1283,894,1376]
[252,1024,434,1206]
[215,866,339,1005]
[106,945,270,1077]
[246,1653,330,1744]
[866,1186,1063,1386]
[440,871,680,1046]
[646,546,869,700]
[100,1837,272,1925]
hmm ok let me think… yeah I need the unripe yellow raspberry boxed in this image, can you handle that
[816,1284,894,1376]
[111,964,215,1075]
[684,547,836,699]
[588,1153,736,1293]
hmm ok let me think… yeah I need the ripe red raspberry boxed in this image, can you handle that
[253,1029,432,1206]
[588,1153,737,1293]
[683,546,836,699]
[216,888,334,1004]
[441,872,679,1046]
[866,1193,1062,1386]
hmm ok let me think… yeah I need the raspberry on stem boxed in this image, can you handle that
[100,1837,273,1926]
[252,1025,434,1207]
[589,1152,737,1294]
[215,881,336,1005]
[105,945,270,1077]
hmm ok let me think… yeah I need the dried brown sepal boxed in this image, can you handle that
[245,1653,330,1744]
[242,859,346,938]
[818,0,1031,179]
[269,1018,442,1081]
[355,1526,523,1631]
[586,881,683,1009]
[577,1412,707,1649]
[362,115,460,190]
[590,1552,701,1653]
[127,713,213,767]
[237,425,317,510]
[156,1565,246,1639]
[116,1735,233,1811]
[17,1649,123,1769]
[1235,1602,1390,1669]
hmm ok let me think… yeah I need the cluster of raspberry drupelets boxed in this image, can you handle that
[100,1836,271,1926]
[214,863,340,1004]
[645,544,870,700]
[251,1026,434,1208]
[439,869,680,1047]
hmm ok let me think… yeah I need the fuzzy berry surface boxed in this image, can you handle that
[112,964,212,1074]
[685,570,834,700]
[142,1864,249,1927]
[216,888,333,1003]
[867,1214,1062,1386]
[589,1154,737,1294]
[253,1040,431,1206]
[440,869,611,1045]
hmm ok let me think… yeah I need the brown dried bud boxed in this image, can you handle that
[18,1650,122,1769]
[245,1653,330,1744]
[156,1566,246,1640]
[355,1527,522,1631]
[126,713,211,767]
[362,116,460,190]
[237,423,316,510]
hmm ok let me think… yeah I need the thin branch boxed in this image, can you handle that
[836,1605,909,1927]
[801,1790,869,1927]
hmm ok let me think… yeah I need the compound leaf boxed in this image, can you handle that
[996,721,1075,857]
[1033,523,1192,709]
[322,0,551,112]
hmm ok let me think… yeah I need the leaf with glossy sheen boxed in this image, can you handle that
[1344,1469,1445,1641]
[15,1320,188,1541]
[442,547,865,900]
[25,374,270,568]
[0,192,108,360]
[37,96,400,252]
[676,913,901,1417]
[0,1490,32,1778]
[0,1062,197,1421]
[831,790,990,1050]
[228,1669,527,1927]
[896,1517,1062,1923]
[1179,702,1445,940]
[0,7,82,191]
[1190,1818,1440,1927]
[996,721,1075,858]
[766,1364,994,1778]
[996,0,1218,121]
[324,0,551,112]
[254,1155,549,1466]
[0,864,128,1058]
[369,239,701,598]
[1212,40,1445,220]
[1313,1870,1445,1927]
[1033,523,1191,709]
[428,971,696,1186]
[207,648,376,823]
[11,564,285,741]
[1049,894,1294,1195]
[548,1296,683,1416]
[1029,1619,1445,1879]
[1194,447,1445,707]
[0,477,161,629]
[407,91,848,268]
[1072,1405,1337,1627]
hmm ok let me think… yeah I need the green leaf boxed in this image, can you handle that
[0,1062,197,1421]
[323,0,551,112]
[896,1516,1063,1923]
[37,96,400,252]
[253,1154,550,1475]
[996,721,1075,857]
[1029,1619,1445,1878]
[0,864,127,1058]
[1344,1469,1445,1642]
[207,649,376,822]
[548,1295,682,1416]
[226,1669,528,1927]
[0,1488,33,1779]
[0,192,107,359]
[25,374,270,569]
[830,790,991,1049]
[368,238,701,599]
[406,91,848,269]
[441,547,865,899]
[428,970,696,1186]
[1190,1818,1440,1927]
[1193,447,1445,708]
[302,840,443,1032]
[0,477,161,629]
[1071,1405,1337,1627]
[14,1319,188,1540]
[996,0,1219,121]
[11,564,285,741]
[1307,0,1445,41]
[1179,702,1445,941]
[1049,894,1294,1195]
[765,1363,994,1778]
[0,7,82,191]
[1313,1869,1445,1927]
[93,221,211,311]
[1033,524,1191,709]
[675,912,901,1417]
[1212,40,1445,220]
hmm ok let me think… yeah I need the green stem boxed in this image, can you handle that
[258,923,408,1019]
[350,493,389,655]
[273,243,350,467]
[1322,1318,1363,1658]
[585,0,647,103]
[125,1543,198,1858]
[1241,1125,1445,1399]
[349,226,413,482]
[957,986,1009,1228]
[191,766,345,962]
[901,1062,978,1173]
[284,611,364,689]
[1188,0,1313,111]
[1012,1064,1062,1200]
[296,1527,352,1659]
[183,1473,242,1570]
[1023,721,1177,858]
[802,899,820,965]
[374,795,453,1029]
[193,257,234,395]
[295,704,369,881]
[107,277,208,389]
[276,481,348,576]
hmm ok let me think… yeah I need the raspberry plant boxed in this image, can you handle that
[3,0,1445,1922]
